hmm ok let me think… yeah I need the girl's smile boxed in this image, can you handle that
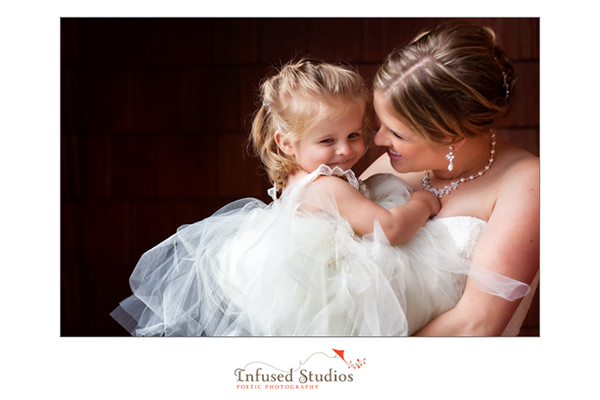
[280,99,365,174]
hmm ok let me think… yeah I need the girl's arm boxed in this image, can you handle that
[314,176,440,245]
[414,157,539,336]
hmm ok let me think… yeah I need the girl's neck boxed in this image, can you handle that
[285,169,309,188]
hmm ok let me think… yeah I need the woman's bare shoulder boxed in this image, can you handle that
[496,141,539,191]
[484,141,539,240]
[474,141,539,282]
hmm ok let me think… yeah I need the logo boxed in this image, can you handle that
[234,348,366,390]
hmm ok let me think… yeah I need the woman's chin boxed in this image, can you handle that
[387,156,407,172]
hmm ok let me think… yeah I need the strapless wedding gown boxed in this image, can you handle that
[111,165,531,336]
[435,216,539,336]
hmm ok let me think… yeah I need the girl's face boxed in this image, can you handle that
[284,100,365,173]
[373,92,446,173]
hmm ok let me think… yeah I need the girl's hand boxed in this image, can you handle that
[410,190,441,217]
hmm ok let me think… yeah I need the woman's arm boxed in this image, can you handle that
[414,157,539,336]
[315,176,440,245]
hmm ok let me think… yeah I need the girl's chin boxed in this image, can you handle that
[327,160,357,171]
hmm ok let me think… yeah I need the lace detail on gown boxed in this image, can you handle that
[435,216,486,260]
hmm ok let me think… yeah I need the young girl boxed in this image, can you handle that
[111,58,528,336]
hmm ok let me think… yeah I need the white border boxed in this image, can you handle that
[4,2,598,398]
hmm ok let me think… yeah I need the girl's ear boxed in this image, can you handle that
[275,131,295,157]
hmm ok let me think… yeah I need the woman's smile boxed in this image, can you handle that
[387,148,402,160]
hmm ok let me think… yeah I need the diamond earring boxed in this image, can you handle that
[446,146,455,171]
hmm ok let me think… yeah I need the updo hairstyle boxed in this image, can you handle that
[251,58,371,192]
[374,20,517,145]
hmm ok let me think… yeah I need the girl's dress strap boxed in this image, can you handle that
[307,164,360,189]
[268,165,368,200]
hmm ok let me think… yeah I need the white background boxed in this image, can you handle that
[2,1,598,399]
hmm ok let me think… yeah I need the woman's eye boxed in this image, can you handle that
[391,130,404,140]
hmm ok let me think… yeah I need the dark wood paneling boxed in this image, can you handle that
[218,132,270,198]
[148,19,212,66]
[80,69,134,134]
[213,19,258,64]
[155,132,219,198]
[239,65,270,131]
[259,18,308,63]
[364,18,446,61]
[80,201,131,266]
[308,18,364,62]
[504,61,540,128]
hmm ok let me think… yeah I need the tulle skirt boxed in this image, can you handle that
[111,173,529,336]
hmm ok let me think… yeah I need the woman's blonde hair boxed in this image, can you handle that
[251,58,371,193]
[374,20,517,145]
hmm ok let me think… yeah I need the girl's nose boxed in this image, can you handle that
[336,141,352,155]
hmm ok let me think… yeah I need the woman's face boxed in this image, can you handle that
[373,92,446,173]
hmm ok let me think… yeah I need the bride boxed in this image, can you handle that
[361,19,539,336]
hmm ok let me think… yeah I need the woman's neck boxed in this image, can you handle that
[430,134,496,182]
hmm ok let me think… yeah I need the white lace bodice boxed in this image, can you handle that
[434,216,487,261]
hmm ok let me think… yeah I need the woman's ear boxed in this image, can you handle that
[451,138,467,151]
[275,131,295,157]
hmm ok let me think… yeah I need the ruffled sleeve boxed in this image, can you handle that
[268,165,370,201]
[309,165,370,196]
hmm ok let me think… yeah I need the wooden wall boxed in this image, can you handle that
[61,18,539,336]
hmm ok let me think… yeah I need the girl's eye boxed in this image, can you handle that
[320,139,334,144]
[348,132,360,139]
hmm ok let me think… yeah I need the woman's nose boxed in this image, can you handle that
[373,127,387,146]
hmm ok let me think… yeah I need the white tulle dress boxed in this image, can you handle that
[111,165,530,336]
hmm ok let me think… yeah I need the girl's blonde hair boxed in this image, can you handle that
[374,20,517,145]
[251,58,371,193]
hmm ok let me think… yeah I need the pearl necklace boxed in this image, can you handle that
[421,133,496,199]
